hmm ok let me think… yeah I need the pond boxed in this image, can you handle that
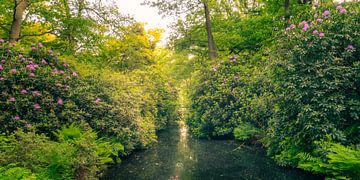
[102,121,322,180]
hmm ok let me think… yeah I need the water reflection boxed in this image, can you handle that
[102,122,321,180]
[170,121,193,179]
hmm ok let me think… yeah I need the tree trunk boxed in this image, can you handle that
[203,1,217,60]
[9,0,28,44]
[284,0,291,28]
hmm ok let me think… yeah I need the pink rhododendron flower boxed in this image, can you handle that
[0,65,3,70]
[63,63,70,67]
[48,49,53,54]
[316,19,323,22]
[0,77,4,81]
[347,44,354,49]
[0,39,4,43]
[302,24,310,31]
[29,73,35,77]
[21,89,27,94]
[25,123,32,127]
[313,13,318,18]
[10,69,17,73]
[1,60,5,63]
[285,27,290,31]
[300,21,307,25]
[14,116,20,120]
[33,104,41,109]
[322,10,330,17]
[72,72,78,76]
[340,8,347,14]
[18,54,23,58]
[59,70,65,74]
[9,97,16,102]
[26,64,36,70]
[289,24,296,29]
[57,98,63,105]
[49,62,54,65]
[65,76,71,79]
[41,59,47,64]
[31,46,36,50]
[38,43,43,48]
[336,5,342,10]
[319,33,325,37]
[313,30,319,35]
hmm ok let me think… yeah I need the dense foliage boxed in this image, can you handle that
[184,1,359,179]
[266,4,360,178]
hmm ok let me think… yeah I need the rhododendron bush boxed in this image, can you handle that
[266,4,360,178]
[0,43,137,148]
[0,43,82,133]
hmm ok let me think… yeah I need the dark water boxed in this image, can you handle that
[102,122,322,180]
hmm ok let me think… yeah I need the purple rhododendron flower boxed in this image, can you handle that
[323,10,330,17]
[14,116,20,120]
[300,21,307,25]
[340,9,347,14]
[21,89,27,94]
[302,24,310,31]
[27,64,36,70]
[9,97,16,102]
[289,24,296,29]
[0,77,4,81]
[347,44,354,49]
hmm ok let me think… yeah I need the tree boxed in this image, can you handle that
[9,0,28,44]
[144,0,217,59]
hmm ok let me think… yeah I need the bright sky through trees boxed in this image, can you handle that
[116,0,173,43]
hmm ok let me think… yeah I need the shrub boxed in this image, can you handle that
[187,52,273,138]
[266,3,360,177]
[233,123,261,141]
[0,125,123,179]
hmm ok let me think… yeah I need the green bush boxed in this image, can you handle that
[233,123,261,141]
[0,125,123,179]
[266,3,360,177]
[187,52,273,138]
[297,138,360,179]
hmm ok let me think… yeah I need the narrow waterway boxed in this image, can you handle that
[102,121,321,180]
